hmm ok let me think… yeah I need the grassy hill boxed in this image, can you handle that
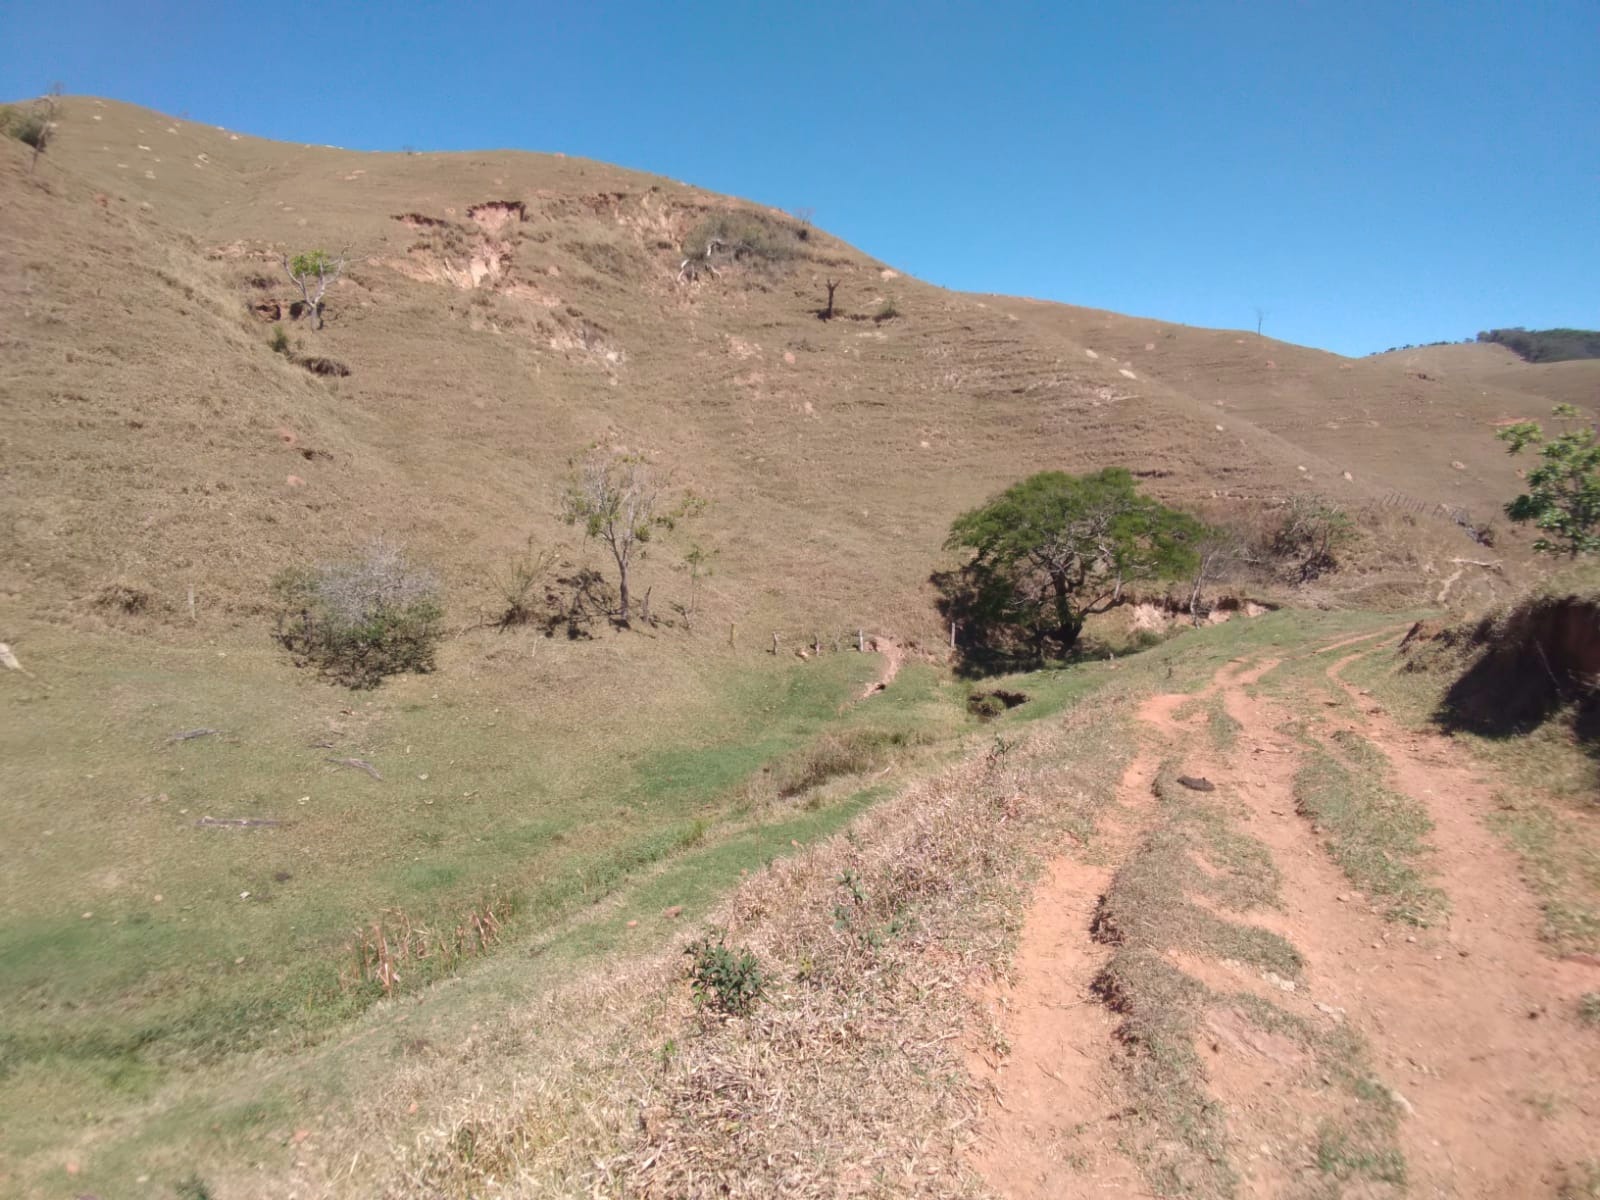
[4,98,1599,1197]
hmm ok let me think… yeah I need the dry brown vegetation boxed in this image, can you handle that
[4,99,1596,649]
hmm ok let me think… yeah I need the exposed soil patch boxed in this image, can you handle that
[977,637,1600,1197]
[969,756,1157,1197]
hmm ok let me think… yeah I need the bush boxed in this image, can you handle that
[874,299,900,322]
[684,929,764,1016]
[682,211,800,265]
[771,728,916,797]
[1,107,50,151]
[488,540,557,628]
[268,325,291,355]
[271,539,443,688]
[969,694,1006,721]
[1257,495,1354,584]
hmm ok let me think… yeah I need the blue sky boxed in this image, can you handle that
[3,1,1595,356]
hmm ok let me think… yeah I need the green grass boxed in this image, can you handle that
[0,623,1004,1192]
[1292,736,1447,926]
[0,627,986,1163]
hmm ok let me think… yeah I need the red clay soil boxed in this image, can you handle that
[973,634,1600,1198]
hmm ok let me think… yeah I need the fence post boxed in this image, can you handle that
[858,628,864,652]
[729,622,736,649]
[771,632,779,656]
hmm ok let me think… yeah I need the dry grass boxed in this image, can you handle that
[361,682,1134,1198]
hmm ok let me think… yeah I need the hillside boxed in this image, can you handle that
[5,98,1594,647]
[3,99,1599,1199]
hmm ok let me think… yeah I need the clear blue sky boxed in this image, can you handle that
[4,1,1595,356]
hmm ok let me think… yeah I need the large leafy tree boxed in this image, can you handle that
[1498,405,1600,557]
[943,469,1201,654]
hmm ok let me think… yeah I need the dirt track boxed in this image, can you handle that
[974,632,1600,1198]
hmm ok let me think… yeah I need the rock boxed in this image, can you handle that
[1451,460,1467,470]
[662,905,683,919]
[1176,775,1215,792]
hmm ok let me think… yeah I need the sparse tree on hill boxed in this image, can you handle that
[561,448,699,627]
[1259,494,1354,584]
[1498,404,1600,557]
[4,84,62,173]
[282,248,347,330]
[941,469,1201,656]
[820,279,839,320]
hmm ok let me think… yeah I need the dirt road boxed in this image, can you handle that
[974,632,1600,1199]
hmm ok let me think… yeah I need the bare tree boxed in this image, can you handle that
[282,248,347,330]
[1254,306,1266,337]
[820,278,839,320]
[1186,528,1242,622]
[561,449,697,627]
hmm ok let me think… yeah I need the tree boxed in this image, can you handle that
[4,84,61,173]
[1259,494,1354,584]
[1498,405,1600,557]
[676,542,715,630]
[281,248,347,330]
[942,469,1201,656]
[561,448,697,627]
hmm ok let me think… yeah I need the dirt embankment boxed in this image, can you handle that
[1402,590,1600,737]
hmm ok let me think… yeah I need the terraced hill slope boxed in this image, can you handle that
[5,98,1594,645]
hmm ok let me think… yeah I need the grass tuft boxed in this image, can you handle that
[1292,738,1447,925]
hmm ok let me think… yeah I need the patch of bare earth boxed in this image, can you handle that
[977,638,1600,1198]
[968,755,1157,1196]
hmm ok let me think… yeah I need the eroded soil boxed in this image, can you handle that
[975,631,1600,1199]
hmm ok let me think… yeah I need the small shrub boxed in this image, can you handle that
[3,108,50,151]
[969,694,1007,721]
[173,1176,216,1200]
[268,324,291,355]
[1580,992,1600,1027]
[94,579,153,615]
[967,689,1029,720]
[272,539,443,688]
[684,928,764,1016]
[489,540,557,628]
[299,355,350,377]
[874,299,900,322]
